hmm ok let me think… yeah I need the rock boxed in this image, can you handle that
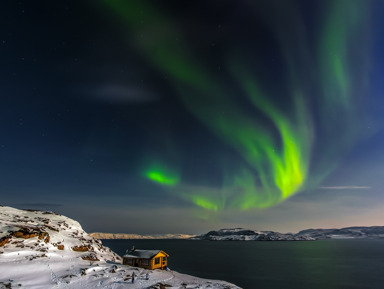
[38,232,48,240]
[72,245,90,252]
[81,253,100,261]
[0,237,10,247]
[12,230,38,239]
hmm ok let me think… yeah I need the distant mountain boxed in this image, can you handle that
[89,232,195,240]
[296,226,384,239]
[192,226,384,241]
[192,228,314,241]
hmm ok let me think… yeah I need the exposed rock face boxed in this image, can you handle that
[72,245,92,252]
[38,232,48,240]
[44,235,50,243]
[81,253,100,261]
[12,229,38,239]
[192,228,315,241]
[0,237,10,247]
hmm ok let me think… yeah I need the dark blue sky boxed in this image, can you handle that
[1,0,384,234]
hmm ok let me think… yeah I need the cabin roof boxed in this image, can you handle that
[123,249,168,259]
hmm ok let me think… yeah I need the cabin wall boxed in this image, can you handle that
[151,253,168,269]
[122,257,152,269]
[138,258,152,269]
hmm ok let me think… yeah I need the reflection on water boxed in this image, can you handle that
[102,239,384,289]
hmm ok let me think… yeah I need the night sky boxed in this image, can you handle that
[2,0,384,234]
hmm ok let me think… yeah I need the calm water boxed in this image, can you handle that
[102,239,384,289]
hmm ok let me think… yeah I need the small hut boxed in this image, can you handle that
[122,247,169,270]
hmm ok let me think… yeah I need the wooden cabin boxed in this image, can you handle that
[122,248,169,270]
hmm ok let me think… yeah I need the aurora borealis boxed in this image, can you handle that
[99,0,369,211]
[1,0,384,234]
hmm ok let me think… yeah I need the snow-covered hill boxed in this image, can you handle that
[89,232,195,240]
[296,226,384,239]
[192,228,314,241]
[193,226,384,241]
[0,206,240,289]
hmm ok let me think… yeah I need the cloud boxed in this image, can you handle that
[79,83,158,104]
[12,203,63,208]
[319,186,371,190]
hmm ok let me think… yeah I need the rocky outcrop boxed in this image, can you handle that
[38,232,48,240]
[12,229,39,239]
[81,253,100,261]
[72,245,92,252]
[0,236,10,247]
[0,206,121,263]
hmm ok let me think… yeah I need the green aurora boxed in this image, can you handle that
[144,163,179,187]
[100,0,370,212]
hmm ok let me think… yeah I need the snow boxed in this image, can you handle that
[0,206,240,289]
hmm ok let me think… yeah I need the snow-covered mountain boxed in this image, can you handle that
[0,206,240,289]
[90,232,195,240]
[193,226,384,241]
[192,228,315,241]
[296,226,384,239]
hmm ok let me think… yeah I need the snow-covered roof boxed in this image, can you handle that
[123,249,166,259]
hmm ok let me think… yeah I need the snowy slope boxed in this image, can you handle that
[0,206,240,289]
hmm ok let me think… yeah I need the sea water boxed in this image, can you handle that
[102,239,384,289]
